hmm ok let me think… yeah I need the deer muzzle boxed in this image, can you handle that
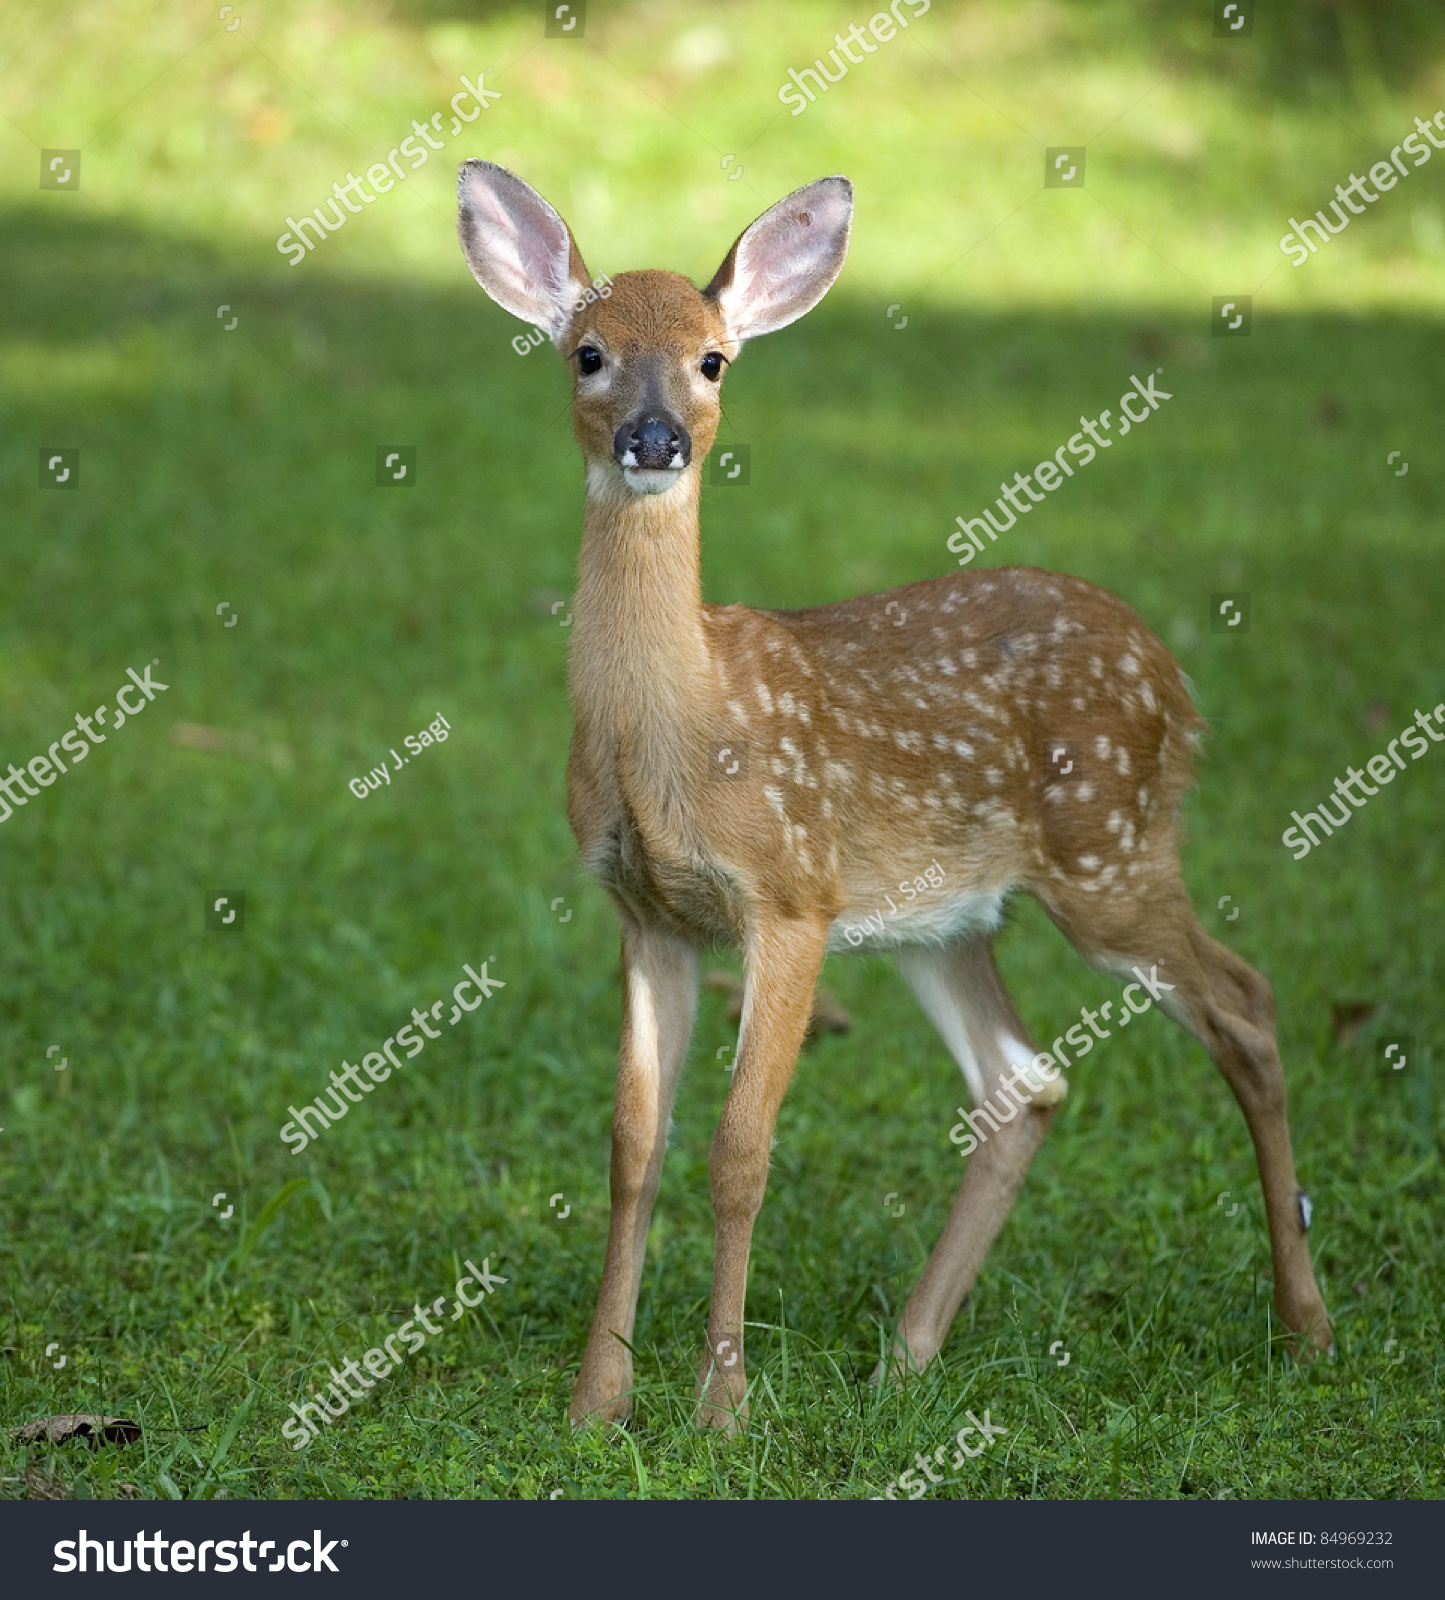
[614,412,691,477]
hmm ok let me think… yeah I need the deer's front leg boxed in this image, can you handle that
[696,914,829,1432]
[570,919,698,1426]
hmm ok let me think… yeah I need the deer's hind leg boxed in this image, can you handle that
[883,938,1065,1376]
[1037,873,1333,1355]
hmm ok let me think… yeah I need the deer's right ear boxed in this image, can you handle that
[456,160,592,344]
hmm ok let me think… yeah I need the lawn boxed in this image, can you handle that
[0,0,1442,1501]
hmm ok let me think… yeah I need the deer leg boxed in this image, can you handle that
[696,914,829,1432]
[1175,920,1334,1351]
[1042,882,1333,1356]
[570,919,698,1425]
[885,940,1062,1375]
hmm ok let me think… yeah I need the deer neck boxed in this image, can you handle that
[570,464,718,793]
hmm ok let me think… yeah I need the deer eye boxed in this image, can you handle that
[576,346,603,375]
[700,352,724,381]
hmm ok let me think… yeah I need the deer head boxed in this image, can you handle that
[456,160,853,499]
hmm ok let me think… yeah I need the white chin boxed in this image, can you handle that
[621,466,685,495]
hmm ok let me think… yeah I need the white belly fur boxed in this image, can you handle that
[826,888,1008,955]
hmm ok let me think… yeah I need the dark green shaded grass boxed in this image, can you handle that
[1,205,1442,1500]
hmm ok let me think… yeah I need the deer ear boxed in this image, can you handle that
[704,176,852,344]
[457,160,592,343]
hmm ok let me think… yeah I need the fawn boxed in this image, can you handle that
[456,162,1333,1430]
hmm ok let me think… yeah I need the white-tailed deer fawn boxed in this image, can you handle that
[456,161,1333,1431]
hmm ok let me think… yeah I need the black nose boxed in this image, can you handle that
[614,413,691,471]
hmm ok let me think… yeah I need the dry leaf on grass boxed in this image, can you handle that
[13,1413,142,1447]
[19,1457,141,1500]
[24,1459,73,1499]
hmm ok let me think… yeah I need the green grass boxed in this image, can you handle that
[1,0,1443,1501]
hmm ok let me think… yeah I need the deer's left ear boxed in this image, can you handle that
[703,176,853,345]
